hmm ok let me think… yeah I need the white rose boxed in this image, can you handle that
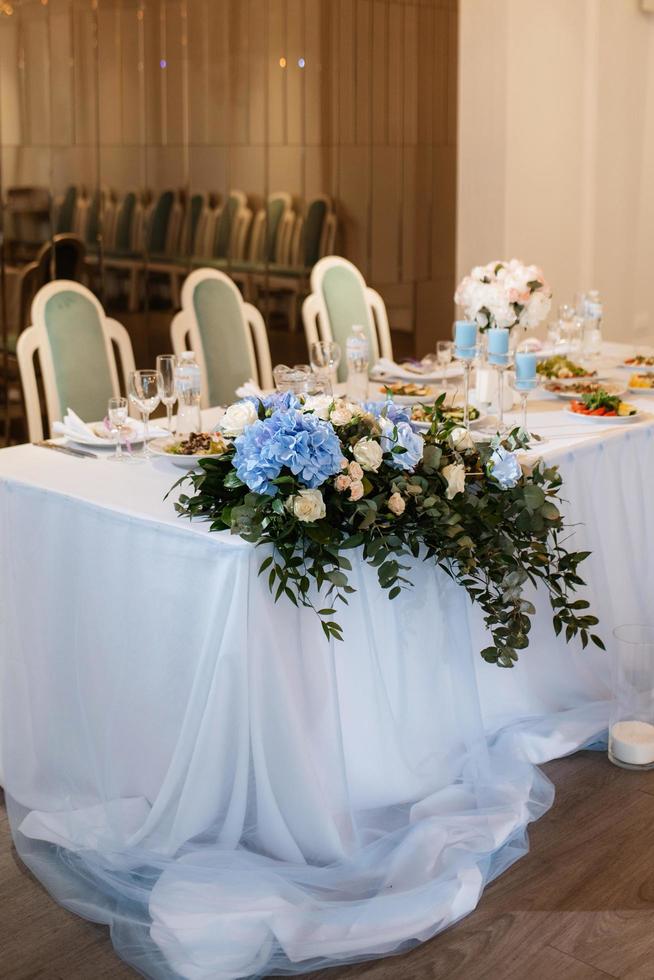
[441,462,466,500]
[289,488,326,523]
[303,394,333,420]
[353,437,383,473]
[524,290,551,327]
[219,400,259,437]
[329,403,354,427]
[387,492,405,516]
[449,426,475,452]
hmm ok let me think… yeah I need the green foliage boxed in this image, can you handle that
[172,400,602,667]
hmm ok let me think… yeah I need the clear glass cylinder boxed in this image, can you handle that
[609,625,654,770]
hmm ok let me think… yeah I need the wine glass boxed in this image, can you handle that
[437,340,454,391]
[156,355,177,439]
[107,396,128,462]
[310,341,341,392]
[128,370,162,459]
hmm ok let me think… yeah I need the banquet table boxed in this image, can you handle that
[1,374,653,979]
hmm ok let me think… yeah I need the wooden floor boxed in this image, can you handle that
[3,751,654,980]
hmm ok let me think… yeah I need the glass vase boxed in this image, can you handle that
[609,625,654,771]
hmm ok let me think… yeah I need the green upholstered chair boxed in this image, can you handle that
[170,268,273,408]
[16,280,135,442]
[54,186,79,235]
[302,256,393,381]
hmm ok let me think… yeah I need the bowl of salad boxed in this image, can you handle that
[567,389,639,423]
[537,355,597,381]
[150,432,230,467]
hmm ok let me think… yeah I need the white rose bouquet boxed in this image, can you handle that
[455,258,552,332]
[173,392,601,667]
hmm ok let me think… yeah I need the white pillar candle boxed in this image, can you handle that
[610,720,654,766]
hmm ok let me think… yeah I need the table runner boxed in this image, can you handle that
[0,392,652,979]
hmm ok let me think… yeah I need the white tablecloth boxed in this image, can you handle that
[1,377,652,979]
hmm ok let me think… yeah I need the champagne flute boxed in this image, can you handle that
[128,370,162,459]
[310,341,341,392]
[107,396,128,461]
[156,355,177,439]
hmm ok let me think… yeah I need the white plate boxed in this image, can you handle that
[149,437,226,468]
[628,384,654,395]
[544,381,625,401]
[67,423,144,449]
[564,408,642,424]
[616,360,654,371]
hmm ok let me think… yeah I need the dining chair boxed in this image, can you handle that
[16,280,135,442]
[302,255,392,379]
[170,268,273,408]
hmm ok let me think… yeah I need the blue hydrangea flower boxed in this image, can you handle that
[380,419,424,472]
[244,391,301,414]
[233,409,343,495]
[488,447,522,489]
[362,400,412,425]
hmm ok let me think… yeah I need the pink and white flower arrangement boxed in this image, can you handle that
[454,259,552,332]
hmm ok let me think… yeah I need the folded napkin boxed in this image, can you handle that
[370,357,462,383]
[235,379,265,399]
[52,408,168,445]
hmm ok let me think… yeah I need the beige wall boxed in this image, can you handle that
[0,0,458,351]
[458,0,654,342]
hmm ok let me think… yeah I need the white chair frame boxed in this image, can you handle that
[170,268,273,408]
[301,255,393,362]
[17,280,136,442]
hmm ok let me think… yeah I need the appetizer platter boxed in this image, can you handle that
[621,354,654,369]
[543,379,624,400]
[628,373,654,393]
[567,389,640,423]
[411,403,486,431]
[536,355,597,380]
[380,381,440,403]
[150,432,229,467]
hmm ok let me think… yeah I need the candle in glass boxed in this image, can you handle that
[454,321,477,429]
[487,329,510,430]
[514,351,538,433]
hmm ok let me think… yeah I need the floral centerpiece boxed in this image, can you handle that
[455,258,552,333]
[172,393,602,667]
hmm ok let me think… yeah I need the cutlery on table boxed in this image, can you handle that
[33,441,98,459]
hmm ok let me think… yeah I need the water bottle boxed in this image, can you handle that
[345,324,369,402]
[583,290,603,358]
[175,351,202,435]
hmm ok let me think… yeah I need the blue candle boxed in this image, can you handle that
[454,320,477,360]
[515,351,537,382]
[487,328,509,366]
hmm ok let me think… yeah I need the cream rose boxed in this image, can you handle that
[349,480,364,501]
[348,461,364,481]
[388,492,405,516]
[334,474,351,492]
[441,462,466,500]
[303,394,333,421]
[330,403,354,427]
[353,437,383,473]
[288,488,326,523]
[449,426,475,452]
[219,400,258,437]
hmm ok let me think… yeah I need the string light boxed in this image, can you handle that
[298,57,306,68]
[279,57,287,68]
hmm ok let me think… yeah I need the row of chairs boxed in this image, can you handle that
[17,256,392,442]
[58,184,337,321]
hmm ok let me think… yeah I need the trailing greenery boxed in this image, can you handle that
[171,394,603,667]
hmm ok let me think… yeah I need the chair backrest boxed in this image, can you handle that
[144,190,178,255]
[170,268,273,408]
[16,280,136,442]
[299,196,332,268]
[183,193,207,256]
[113,191,137,252]
[302,256,393,380]
[34,234,86,287]
[249,192,294,264]
[54,185,78,234]
[212,190,251,260]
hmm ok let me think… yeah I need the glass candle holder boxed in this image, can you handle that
[609,625,654,771]
[454,321,478,429]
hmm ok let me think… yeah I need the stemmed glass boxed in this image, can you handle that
[156,355,177,439]
[437,340,454,390]
[128,369,162,459]
[107,396,128,462]
[310,341,341,392]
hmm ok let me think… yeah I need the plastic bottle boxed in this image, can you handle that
[345,324,369,402]
[175,351,202,435]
